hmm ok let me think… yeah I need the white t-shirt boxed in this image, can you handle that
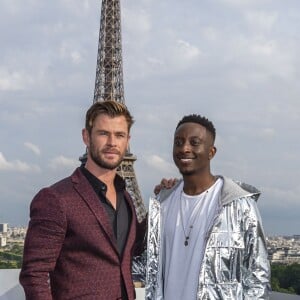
[158,178,223,300]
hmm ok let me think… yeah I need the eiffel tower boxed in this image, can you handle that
[80,0,146,222]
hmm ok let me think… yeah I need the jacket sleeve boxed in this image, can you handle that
[19,188,67,300]
[242,198,271,299]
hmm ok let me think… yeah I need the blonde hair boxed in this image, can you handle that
[85,101,134,134]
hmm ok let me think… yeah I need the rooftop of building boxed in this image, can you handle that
[0,269,299,300]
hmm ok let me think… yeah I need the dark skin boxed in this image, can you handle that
[154,122,217,195]
[172,122,217,195]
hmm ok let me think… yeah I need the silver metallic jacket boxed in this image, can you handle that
[145,176,271,299]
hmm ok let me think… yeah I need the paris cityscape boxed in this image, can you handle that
[1,223,300,266]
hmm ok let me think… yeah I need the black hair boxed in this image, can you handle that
[176,114,216,142]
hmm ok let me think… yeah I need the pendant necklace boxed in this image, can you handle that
[179,189,209,247]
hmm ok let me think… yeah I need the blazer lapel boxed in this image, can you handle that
[71,168,118,253]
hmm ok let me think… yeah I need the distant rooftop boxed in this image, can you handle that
[0,269,299,300]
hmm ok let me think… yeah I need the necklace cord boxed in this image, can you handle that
[179,189,209,246]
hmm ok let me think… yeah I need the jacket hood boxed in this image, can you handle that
[157,176,261,206]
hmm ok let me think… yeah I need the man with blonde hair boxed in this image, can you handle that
[20,101,147,300]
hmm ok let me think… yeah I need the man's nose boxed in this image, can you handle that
[181,141,192,152]
[107,134,116,145]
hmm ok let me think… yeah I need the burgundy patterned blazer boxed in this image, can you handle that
[19,168,146,300]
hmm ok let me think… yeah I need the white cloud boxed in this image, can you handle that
[61,0,92,15]
[147,57,164,67]
[70,51,82,64]
[0,152,40,173]
[170,40,201,69]
[201,27,219,42]
[263,186,300,207]
[123,8,151,36]
[0,69,34,91]
[162,39,201,72]
[144,154,177,175]
[2,1,21,15]
[219,0,271,7]
[258,128,276,139]
[245,11,278,31]
[24,142,41,156]
[83,0,91,11]
[59,42,83,64]
[250,38,275,56]
[175,39,201,62]
[225,35,295,84]
[49,155,79,170]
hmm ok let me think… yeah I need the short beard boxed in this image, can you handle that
[89,141,124,170]
[90,152,122,170]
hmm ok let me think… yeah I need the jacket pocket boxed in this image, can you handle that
[204,231,245,283]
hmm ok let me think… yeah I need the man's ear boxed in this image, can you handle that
[209,146,217,160]
[82,128,90,147]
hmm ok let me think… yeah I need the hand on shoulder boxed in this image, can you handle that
[154,178,178,195]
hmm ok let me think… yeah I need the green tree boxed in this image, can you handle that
[271,263,300,295]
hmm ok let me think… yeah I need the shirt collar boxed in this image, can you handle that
[80,165,126,195]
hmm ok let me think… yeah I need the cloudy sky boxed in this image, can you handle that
[0,0,299,236]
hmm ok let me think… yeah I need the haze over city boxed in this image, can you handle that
[0,0,299,236]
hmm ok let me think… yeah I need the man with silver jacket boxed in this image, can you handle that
[145,114,271,299]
